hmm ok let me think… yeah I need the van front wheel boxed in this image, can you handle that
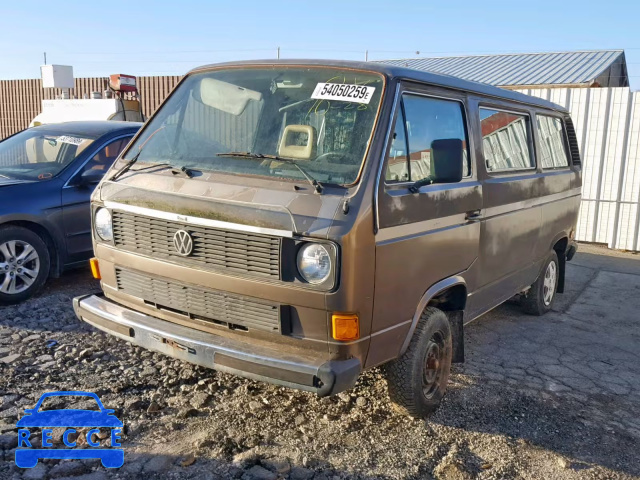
[384,307,452,418]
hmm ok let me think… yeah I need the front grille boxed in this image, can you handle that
[115,268,282,333]
[111,211,281,279]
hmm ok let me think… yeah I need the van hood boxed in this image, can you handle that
[98,170,346,238]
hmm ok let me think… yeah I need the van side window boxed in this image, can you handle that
[536,115,570,168]
[385,95,470,183]
[480,108,534,172]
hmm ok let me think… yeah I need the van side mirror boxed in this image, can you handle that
[408,138,464,192]
[78,169,104,187]
[430,138,463,184]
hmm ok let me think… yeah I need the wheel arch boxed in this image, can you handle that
[399,276,467,360]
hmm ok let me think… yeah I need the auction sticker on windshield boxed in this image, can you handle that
[312,83,376,104]
[57,135,85,145]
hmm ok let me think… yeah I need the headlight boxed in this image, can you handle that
[297,243,332,284]
[94,208,113,242]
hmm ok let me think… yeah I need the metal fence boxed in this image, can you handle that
[0,76,182,140]
[1,77,639,251]
[516,87,640,252]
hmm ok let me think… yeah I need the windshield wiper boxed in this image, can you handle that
[109,149,141,181]
[216,152,323,193]
[109,125,166,182]
[129,162,195,178]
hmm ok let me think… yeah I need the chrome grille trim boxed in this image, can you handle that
[115,268,282,333]
[111,211,281,279]
[104,201,295,237]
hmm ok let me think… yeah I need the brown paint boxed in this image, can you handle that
[84,60,582,392]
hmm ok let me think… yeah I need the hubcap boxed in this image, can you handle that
[0,240,40,295]
[422,332,446,398]
[542,260,557,306]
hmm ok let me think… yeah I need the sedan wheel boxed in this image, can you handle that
[0,240,41,294]
[0,226,50,305]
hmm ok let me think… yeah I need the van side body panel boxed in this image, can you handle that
[369,83,482,368]
[464,98,581,321]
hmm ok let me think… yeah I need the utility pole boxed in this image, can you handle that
[43,52,47,65]
[277,47,280,59]
[365,50,368,62]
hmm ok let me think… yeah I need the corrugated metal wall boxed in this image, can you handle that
[517,87,640,251]
[0,76,182,140]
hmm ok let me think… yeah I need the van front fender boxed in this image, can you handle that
[399,275,467,357]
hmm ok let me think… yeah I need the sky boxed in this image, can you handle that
[1,0,639,88]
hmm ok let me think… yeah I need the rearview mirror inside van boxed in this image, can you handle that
[194,78,263,116]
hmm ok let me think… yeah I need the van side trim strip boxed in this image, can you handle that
[376,213,468,243]
[400,276,467,355]
[370,319,412,337]
[483,187,581,219]
[103,201,294,238]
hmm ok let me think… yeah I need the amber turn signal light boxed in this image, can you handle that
[332,313,359,341]
[89,258,101,280]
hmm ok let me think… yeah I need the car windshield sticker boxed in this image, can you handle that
[57,135,85,146]
[311,83,376,104]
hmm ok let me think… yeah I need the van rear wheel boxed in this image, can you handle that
[384,307,452,418]
[521,250,559,316]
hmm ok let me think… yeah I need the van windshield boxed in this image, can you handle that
[119,66,384,185]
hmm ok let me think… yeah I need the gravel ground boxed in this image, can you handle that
[1,244,639,480]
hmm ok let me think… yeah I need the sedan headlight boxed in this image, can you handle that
[297,243,332,284]
[94,208,113,242]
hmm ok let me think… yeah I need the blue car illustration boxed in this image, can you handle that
[15,391,123,468]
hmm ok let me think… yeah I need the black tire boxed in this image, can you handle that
[521,250,559,316]
[0,226,50,305]
[384,306,452,418]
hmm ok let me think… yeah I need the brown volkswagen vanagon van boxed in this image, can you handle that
[73,60,581,417]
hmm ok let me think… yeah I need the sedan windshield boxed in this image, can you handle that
[118,66,384,185]
[0,129,94,181]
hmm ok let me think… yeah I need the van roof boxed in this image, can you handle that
[189,59,568,113]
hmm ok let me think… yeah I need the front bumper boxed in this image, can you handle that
[73,294,360,396]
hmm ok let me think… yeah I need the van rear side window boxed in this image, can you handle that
[386,94,470,183]
[480,108,534,172]
[536,115,570,168]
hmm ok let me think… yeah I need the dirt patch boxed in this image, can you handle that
[1,249,640,479]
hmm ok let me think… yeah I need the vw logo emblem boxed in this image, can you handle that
[173,230,193,256]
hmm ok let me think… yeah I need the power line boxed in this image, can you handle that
[6,46,640,58]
